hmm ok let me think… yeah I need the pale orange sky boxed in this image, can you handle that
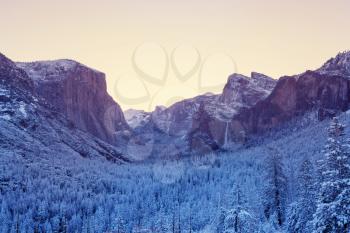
[1,0,350,111]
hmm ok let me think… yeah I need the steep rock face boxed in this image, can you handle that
[17,60,129,144]
[0,54,33,92]
[131,72,276,156]
[127,51,350,156]
[0,53,129,163]
[187,73,276,152]
[219,72,275,109]
[317,50,350,77]
[150,73,276,137]
[230,51,350,140]
[188,104,221,154]
[124,109,150,129]
[150,94,218,136]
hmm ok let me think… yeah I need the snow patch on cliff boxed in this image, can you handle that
[124,109,150,129]
[317,51,350,77]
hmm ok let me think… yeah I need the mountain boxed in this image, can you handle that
[130,72,277,157]
[316,50,350,77]
[2,50,350,232]
[229,51,350,141]
[219,72,276,109]
[130,51,350,156]
[16,60,130,145]
[124,109,150,129]
[0,53,129,163]
[186,73,276,153]
[150,72,276,134]
[3,50,350,159]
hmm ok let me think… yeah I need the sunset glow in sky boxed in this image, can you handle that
[1,0,350,111]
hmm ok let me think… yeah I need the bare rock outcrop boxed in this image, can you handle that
[230,51,350,140]
[0,53,129,162]
[17,60,129,144]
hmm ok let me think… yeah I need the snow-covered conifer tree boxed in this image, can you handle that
[313,117,350,232]
[0,200,11,233]
[287,159,316,233]
[219,185,257,233]
[263,147,288,228]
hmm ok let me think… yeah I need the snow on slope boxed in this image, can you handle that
[124,109,150,129]
[147,72,276,134]
[16,60,78,82]
[123,72,277,158]
[317,50,350,77]
[0,53,129,163]
[16,59,104,82]
[0,106,340,232]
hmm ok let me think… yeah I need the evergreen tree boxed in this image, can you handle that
[217,185,257,233]
[0,200,10,233]
[155,208,169,233]
[287,159,316,233]
[93,206,106,233]
[111,215,127,233]
[313,117,350,233]
[216,207,226,233]
[44,220,53,233]
[58,216,68,233]
[12,213,20,233]
[263,147,288,228]
[286,202,299,233]
[51,215,61,233]
[37,200,48,231]
[223,207,256,233]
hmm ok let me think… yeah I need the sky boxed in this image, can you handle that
[1,0,350,111]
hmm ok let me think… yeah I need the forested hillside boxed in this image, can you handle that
[1,111,349,232]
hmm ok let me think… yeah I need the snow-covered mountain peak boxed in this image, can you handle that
[124,109,150,129]
[15,58,129,145]
[219,72,276,108]
[131,71,277,155]
[0,53,17,69]
[251,72,276,91]
[226,73,250,88]
[16,60,77,82]
[16,59,103,82]
[225,72,275,93]
[1,53,129,163]
[317,50,350,77]
[0,53,34,91]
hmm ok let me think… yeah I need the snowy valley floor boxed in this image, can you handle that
[0,112,346,232]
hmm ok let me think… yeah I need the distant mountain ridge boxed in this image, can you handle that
[0,53,129,162]
[2,51,350,160]
[126,72,277,157]
[316,50,350,77]
[229,51,350,141]
[126,51,350,157]
[17,59,130,145]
